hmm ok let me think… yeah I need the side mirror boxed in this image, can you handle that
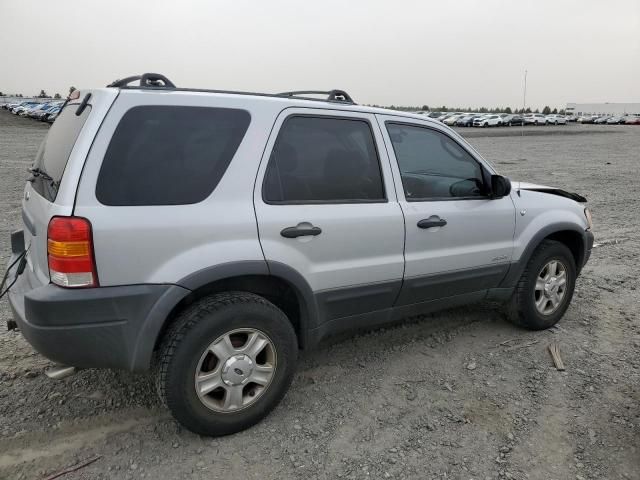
[490,175,511,199]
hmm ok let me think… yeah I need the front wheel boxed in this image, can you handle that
[156,292,298,436]
[507,240,577,330]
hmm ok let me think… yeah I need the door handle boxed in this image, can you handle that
[280,225,322,238]
[417,218,447,229]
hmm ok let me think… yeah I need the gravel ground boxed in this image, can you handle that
[0,111,639,480]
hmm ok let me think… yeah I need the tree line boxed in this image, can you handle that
[371,104,565,115]
[0,86,76,100]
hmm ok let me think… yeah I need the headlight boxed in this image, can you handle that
[584,208,593,230]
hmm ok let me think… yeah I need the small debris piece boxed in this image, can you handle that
[548,342,566,371]
[466,362,477,371]
[592,238,623,249]
[44,455,102,480]
[503,340,539,352]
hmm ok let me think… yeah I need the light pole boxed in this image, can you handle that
[523,69,527,113]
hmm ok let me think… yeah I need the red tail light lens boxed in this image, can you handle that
[47,216,98,288]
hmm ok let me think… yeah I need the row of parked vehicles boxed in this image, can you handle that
[2,100,65,123]
[416,111,640,127]
[575,114,640,125]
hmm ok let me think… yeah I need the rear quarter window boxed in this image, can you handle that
[31,104,92,201]
[96,106,251,206]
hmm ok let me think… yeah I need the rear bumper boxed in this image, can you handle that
[6,231,189,371]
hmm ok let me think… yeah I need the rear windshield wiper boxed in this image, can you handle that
[28,167,54,183]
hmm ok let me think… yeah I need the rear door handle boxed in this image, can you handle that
[280,225,322,238]
[417,218,447,229]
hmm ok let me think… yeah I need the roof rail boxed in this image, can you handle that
[104,77,356,105]
[277,90,355,104]
[107,73,176,89]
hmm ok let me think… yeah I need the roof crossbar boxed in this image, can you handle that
[107,73,176,89]
[277,89,355,104]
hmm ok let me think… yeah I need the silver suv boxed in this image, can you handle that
[4,73,593,436]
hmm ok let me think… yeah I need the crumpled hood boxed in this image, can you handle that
[515,181,587,203]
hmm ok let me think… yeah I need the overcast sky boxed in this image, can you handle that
[1,0,638,109]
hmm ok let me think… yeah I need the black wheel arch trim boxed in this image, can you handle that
[138,261,319,368]
[177,261,318,336]
[499,222,591,289]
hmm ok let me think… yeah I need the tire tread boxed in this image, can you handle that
[507,240,576,330]
[155,291,288,409]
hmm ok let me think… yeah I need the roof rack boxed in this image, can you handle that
[107,73,176,88]
[277,90,355,104]
[106,73,356,105]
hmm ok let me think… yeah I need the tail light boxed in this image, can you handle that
[47,216,99,288]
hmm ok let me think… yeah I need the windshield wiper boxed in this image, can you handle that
[27,167,59,193]
[27,167,54,182]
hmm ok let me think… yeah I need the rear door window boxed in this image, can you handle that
[263,116,385,203]
[96,106,251,206]
[31,105,92,201]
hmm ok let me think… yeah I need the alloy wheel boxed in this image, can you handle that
[534,259,568,315]
[194,328,277,412]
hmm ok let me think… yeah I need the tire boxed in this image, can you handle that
[156,292,298,436]
[508,121,512,127]
[507,240,577,330]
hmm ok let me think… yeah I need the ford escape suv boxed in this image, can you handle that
[3,73,594,436]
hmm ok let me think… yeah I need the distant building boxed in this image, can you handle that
[565,103,640,116]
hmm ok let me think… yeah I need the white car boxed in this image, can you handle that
[473,114,503,127]
[524,113,547,125]
[545,114,567,125]
[443,114,467,126]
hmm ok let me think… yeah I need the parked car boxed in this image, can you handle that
[4,73,594,437]
[438,112,459,123]
[456,114,483,127]
[443,113,467,126]
[25,102,57,118]
[473,114,503,127]
[625,115,640,125]
[19,103,51,117]
[501,114,524,126]
[593,116,611,124]
[605,116,625,125]
[35,105,63,121]
[545,114,567,125]
[523,113,547,125]
[577,115,599,124]
[11,102,39,115]
[46,111,60,123]
[565,115,578,122]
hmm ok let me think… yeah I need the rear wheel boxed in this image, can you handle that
[507,240,577,330]
[156,292,298,436]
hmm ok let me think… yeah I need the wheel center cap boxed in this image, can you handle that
[544,277,558,297]
[221,354,254,386]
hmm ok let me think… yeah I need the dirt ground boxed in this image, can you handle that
[0,110,638,480]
